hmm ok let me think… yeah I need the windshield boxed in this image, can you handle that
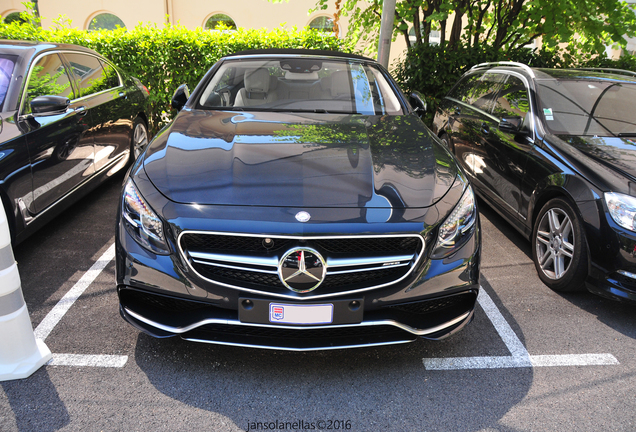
[0,55,17,112]
[197,58,404,115]
[537,78,636,137]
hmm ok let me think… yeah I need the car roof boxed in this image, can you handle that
[0,39,101,58]
[224,48,376,63]
[469,61,636,83]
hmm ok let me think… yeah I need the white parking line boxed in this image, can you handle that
[34,243,116,341]
[423,289,619,370]
[33,242,128,369]
[48,354,128,368]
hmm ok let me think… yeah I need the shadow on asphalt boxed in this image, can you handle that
[132,306,533,431]
[1,370,70,431]
[13,172,124,326]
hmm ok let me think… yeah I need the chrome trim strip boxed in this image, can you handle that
[618,270,636,280]
[177,231,425,300]
[326,255,414,268]
[25,153,127,225]
[183,338,413,352]
[192,259,279,275]
[189,251,278,267]
[124,307,469,337]
[326,262,410,275]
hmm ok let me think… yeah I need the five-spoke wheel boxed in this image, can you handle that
[132,118,149,160]
[532,198,587,292]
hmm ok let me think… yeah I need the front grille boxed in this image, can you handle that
[182,234,292,254]
[322,266,405,288]
[179,232,425,298]
[196,265,284,288]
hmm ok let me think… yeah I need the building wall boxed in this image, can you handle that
[1,0,409,67]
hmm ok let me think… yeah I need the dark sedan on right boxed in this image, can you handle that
[432,61,636,302]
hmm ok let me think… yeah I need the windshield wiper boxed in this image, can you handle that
[617,133,636,137]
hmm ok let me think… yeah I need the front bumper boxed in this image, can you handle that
[116,215,480,350]
[584,205,636,302]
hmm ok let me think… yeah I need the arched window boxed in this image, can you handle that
[3,12,26,24]
[205,14,237,30]
[309,16,334,32]
[88,13,126,31]
[409,27,440,45]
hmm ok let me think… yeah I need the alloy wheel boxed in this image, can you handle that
[535,208,575,280]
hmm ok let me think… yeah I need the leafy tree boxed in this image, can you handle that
[312,0,636,58]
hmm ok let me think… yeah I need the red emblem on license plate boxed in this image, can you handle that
[272,306,284,320]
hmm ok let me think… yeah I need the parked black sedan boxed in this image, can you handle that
[433,61,636,302]
[0,40,150,243]
[116,49,481,351]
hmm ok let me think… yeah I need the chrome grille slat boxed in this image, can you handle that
[191,259,279,275]
[178,231,425,300]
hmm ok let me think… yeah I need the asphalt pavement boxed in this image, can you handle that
[1,172,635,432]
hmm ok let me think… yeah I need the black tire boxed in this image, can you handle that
[131,118,149,160]
[440,133,453,152]
[531,197,588,292]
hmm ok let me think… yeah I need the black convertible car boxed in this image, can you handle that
[116,50,480,350]
[0,40,150,243]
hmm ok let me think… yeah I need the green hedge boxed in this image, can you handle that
[394,42,636,126]
[0,14,346,132]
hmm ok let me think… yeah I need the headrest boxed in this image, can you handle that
[244,69,270,93]
[330,71,350,97]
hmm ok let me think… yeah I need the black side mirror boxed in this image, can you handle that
[499,116,524,134]
[171,84,190,111]
[409,91,427,116]
[30,95,70,115]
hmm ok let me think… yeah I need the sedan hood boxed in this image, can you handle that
[143,110,457,209]
[558,135,636,183]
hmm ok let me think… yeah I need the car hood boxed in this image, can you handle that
[557,135,636,184]
[143,110,457,209]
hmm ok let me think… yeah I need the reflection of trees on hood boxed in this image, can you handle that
[366,115,436,179]
[271,120,369,145]
[564,135,636,173]
[271,114,455,181]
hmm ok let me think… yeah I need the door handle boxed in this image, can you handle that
[481,122,490,135]
[75,106,87,117]
[454,107,461,115]
[119,91,127,99]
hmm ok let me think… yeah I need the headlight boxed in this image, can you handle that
[605,192,636,232]
[433,185,477,256]
[122,179,170,254]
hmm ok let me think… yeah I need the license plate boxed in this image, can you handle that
[269,303,333,324]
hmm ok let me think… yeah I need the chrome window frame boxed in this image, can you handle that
[18,49,124,118]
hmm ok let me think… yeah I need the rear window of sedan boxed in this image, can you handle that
[197,58,405,115]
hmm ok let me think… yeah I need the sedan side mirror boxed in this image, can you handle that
[409,91,427,116]
[30,95,70,115]
[171,84,190,111]
[498,116,524,134]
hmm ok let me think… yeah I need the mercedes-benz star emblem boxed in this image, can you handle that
[295,211,311,223]
[278,247,326,293]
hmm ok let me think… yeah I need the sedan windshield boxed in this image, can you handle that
[537,78,636,137]
[197,58,404,115]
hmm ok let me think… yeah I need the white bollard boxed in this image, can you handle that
[0,204,51,381]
